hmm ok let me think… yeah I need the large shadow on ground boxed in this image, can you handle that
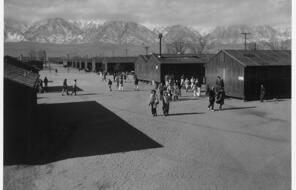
[5,101,162,165]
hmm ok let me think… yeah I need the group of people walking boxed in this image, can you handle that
[148,75,202,117]
[37,76,48,93]
[148,75,227,116]
[181,76,202,97]
[207,76,225,111]
[105,72,139,92]
[149,89,171,117]
[61,78,78,96]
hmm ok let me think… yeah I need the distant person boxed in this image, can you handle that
[260,84,265,102]
[158,83,165,101]
[71,79,78,95]
[216,88,225,109]
[190,77,195,89]
[113,73,116,82]
[196,79,201,97]
[173,83,179,101]
[208,87,216,111]
[149,90,159,117]
[116,75,120,89]
[43,76,48,92]
[220,78,224,89]
[38,79,43,93]
[215,76,223,93]
[103,72,107,81]
[192,82,198,97]
[55,69,58,75]
[185,78,190,93]
[61,79,69,96]
[166,84,173,101]
[119,78,124,91]
[180,76,184,88]
[134,77,139,90]
[108,79,113,91]
[162,91,170,116]
[124,73,127,82]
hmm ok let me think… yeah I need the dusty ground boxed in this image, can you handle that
[4,64,291,190]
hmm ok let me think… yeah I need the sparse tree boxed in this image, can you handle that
[166,40,188,54]
[188,35,215,54]
[261,40,289,50]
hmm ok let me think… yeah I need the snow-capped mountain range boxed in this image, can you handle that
[4,17,291,46]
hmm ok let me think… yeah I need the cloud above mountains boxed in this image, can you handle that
[5,0,291,28]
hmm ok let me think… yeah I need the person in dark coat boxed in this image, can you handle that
[43,76,48,92]
[113,73,116,82]
[162,91,170,116]
[260,84,265,102]
[124,73,127,82]
[134,77,139,90]
[149,90,159,117]
[216,76,225,93]
[158,83,164,101]
[216,88,225,109]
[61,79,69,96]
[38,79,43,93]
[119,78,124,91]
[71,79,78,95]
[108,79,112,91]
[208,86,216,111]
[116,75,120,89]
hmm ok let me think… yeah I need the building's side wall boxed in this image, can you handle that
[136,56,160,82]
[4,79,37,164]
[244,66,291,100]
[206,51,245,98]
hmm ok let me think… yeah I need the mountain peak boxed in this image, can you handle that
[4,17,291,48]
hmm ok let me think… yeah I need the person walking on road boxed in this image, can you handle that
[62,79,69,96]
[119,78,124,91]
[71,79,78,95]
[158,83,165,101]
[108,79,113,91]
[216,88,225,109]
[162,91,170,116]
[196,79,201,97]
[185,78,190,93]
[208,86,216,111]
[149,90,159,117]
[134,77,139,90]
[43,76,48,92]
[116,75,120,90]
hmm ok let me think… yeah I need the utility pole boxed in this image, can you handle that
[159,33,163,57]
[241,32,251,50]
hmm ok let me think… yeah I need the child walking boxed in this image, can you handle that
[216,88,225,109]
[119,78,124,91]
[61,79,69,96]
[208,87,216,111]
[71,79,78,95]
[149,90,159,117]
[108,79,112,91]
[162,91,170,116]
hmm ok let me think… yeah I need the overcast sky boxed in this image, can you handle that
[4,0,291,29]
